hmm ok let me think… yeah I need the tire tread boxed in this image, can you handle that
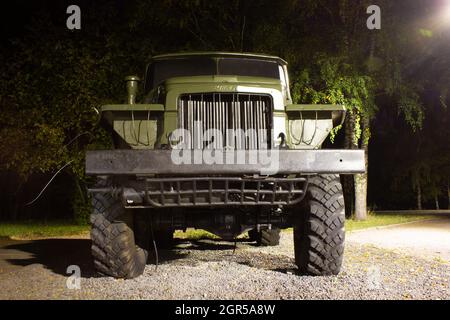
[294,174,345,275]
[90,192,147,279]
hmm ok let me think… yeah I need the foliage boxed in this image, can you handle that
[291,55,376,143]
[174,229,219,240]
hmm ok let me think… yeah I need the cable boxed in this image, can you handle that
[63,132,93,149]
[25,160,75,206]
[24,130,96,206]
[289,110,318,146]
[301,111,318,145]
[149,217,159,271]
[129,110,152,146]
[130,110,139,145]
[146,110,152,146]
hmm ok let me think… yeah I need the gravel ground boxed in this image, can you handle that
[0,230,448,300]
[347,218,450,262]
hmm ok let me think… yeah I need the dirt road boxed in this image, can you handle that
[0,218,448,300]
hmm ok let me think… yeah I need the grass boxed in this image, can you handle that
[0,221,219,241]
[0,213,434,240]
[282,213,432,233]
[175,213,433,240]
[0,220,90,240]
[174,229,218,240]
[345,213,433,232]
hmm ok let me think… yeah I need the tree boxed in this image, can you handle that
[0,8,118,220]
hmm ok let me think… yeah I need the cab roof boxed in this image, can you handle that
[151,52,288,65]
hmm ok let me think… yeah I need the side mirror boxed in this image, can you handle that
[125,75,140,104]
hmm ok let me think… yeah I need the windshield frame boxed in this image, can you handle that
[144,56,286,93]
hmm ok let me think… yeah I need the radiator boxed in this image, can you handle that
[178,93,272,149]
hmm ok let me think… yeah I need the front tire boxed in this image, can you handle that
[293,174,345,275]
[90,193,147,279]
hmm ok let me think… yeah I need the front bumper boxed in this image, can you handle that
[86,149,364,208]
[86,149,365,175]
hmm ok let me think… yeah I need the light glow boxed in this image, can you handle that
[443,0,450,21]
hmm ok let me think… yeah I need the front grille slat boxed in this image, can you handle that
[178,93,272,150]
[144,176,308,207]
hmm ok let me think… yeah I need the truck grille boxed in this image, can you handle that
[144,176,308,207]
[177,93,272,149]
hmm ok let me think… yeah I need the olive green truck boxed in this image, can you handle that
[86,52,365,278]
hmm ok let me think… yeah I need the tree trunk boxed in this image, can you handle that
[447,179,449,210]
[354,174,367,220]
[10,181,24,221]
[354,114,369,221]
[434,193,439,210]
[417,181,422,210]
[11,196,19,221]
[342,109,356,217]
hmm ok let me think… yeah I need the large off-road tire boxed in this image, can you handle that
[248,228,281,246]
[293,174,345,276]
[90,193,147,279]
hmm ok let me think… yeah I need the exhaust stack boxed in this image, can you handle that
[125,75,140,104]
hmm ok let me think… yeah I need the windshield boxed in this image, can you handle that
[145,57,281,91]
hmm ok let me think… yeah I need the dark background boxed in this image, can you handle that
[0,0,449,221]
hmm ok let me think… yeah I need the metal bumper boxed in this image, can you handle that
[85,149,365,175]
[86,149,364,207]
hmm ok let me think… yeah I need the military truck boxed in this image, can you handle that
[86,52,364,279]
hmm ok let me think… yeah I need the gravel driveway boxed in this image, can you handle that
[347,218,450,262]
[0,220,449,300]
